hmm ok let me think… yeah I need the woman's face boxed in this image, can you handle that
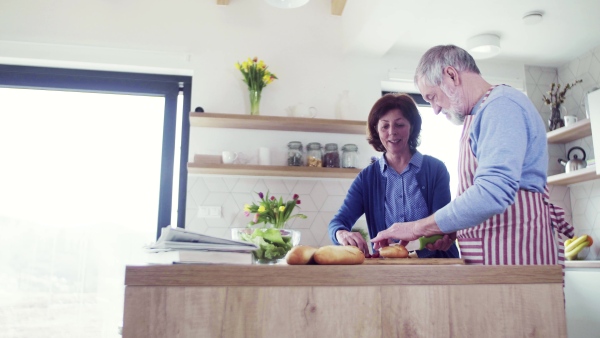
[377,108,411,155]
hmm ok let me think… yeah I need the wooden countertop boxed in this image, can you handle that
[125,264,562,287]
[123,264,567,337]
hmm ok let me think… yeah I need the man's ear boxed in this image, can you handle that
[444,66,460,85]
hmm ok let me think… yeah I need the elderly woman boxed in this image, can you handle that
[328,93,459,258]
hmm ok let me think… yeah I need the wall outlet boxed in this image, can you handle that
[197,206,222,218]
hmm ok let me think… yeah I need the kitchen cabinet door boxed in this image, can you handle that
[588,89,600,175]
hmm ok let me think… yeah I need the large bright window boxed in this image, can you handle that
[417,106,463,199]
[0,66,191,337]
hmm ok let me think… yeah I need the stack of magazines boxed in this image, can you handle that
[145,226,258,265]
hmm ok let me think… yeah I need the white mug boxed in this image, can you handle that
[221,151,238,164]
[564,115,578,127]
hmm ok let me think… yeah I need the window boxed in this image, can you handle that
[0,65,191,337]
[0,65,192,235]
[417,106,463,199]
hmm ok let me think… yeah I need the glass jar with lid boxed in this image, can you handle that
[323,143,340,168]
[287,141,303,166]
[306,142,323,167]
[341,144,359,168]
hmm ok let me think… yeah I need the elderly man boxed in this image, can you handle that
[371,45,573,266]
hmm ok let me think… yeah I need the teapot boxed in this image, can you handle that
[558,146,587,173]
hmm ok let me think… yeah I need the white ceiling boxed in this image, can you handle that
[342,0,600,67]
[1,0,599,69]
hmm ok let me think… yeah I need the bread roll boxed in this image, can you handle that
[313,245,365,265]
[379,245,409,258]
[285,245,318,265]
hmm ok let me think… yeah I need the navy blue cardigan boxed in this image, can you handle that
[328,154,459,258]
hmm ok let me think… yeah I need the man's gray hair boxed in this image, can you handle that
[414,45,481,87]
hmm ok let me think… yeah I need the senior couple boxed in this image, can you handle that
[329,45,574,267]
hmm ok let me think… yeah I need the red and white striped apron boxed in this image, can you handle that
[456,86,574,267]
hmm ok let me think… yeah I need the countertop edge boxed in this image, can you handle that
[124,264,563,286]
[565,260,600,269]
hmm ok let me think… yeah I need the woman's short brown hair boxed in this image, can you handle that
[367,93,422,153]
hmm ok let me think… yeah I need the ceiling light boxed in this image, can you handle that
[522,11,544,25]
[264,0,309,9]
[466,34,501,60]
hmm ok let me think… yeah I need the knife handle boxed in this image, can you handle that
[418,235,444,250]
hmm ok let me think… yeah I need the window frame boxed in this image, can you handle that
[0,64,192,238]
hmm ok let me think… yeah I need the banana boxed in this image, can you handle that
[566,241,589,260]
[565,238,573,247]
[566,235,588,252]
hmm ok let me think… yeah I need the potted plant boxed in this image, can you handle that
[232,191,307,264]
[543,79,582,131]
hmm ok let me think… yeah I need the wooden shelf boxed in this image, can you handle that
[187,162,361,179]
[547,166,599,186]
[547,118,591,143]
[189,112,366,134]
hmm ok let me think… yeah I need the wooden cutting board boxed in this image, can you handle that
[362,258,465,265]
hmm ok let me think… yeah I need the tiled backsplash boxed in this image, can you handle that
[185,176,366,248]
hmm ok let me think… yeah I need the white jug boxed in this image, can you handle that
[286,102,317,118]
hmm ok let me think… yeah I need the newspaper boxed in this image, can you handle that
[146,226,257,252]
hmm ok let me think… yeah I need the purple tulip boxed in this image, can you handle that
[293,194,299,200]
[296,200,301,205]
[258,192,264,199]
[270,196,275,201]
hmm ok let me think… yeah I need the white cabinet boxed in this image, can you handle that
[588,89,600,175]
[564,263,600,338]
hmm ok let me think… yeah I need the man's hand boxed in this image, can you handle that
[425,233,456,251]
[370,222,418,251]
[336,230,371,257]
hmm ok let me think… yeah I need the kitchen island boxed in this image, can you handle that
[122,264,566,338]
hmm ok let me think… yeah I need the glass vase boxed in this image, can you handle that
[231,227,301,265]
[548,106,565,131]
[249,89,261,116]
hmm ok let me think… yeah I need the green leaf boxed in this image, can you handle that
[259,228,285,245]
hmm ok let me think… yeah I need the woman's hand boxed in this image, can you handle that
[370,222,418,250]
[336,230,371,257]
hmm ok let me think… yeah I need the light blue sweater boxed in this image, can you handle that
[435,85,548,232]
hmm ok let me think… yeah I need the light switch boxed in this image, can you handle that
[197,206,222,218]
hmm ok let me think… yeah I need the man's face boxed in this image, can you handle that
[417,75,466,125]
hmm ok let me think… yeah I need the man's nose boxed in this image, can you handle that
[432,105,442,115]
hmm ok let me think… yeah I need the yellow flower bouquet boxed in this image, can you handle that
[244,191,306,229]
[235,57,278,115]
[236,191,306,263]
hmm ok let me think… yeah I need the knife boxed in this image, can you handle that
[418,235,444,250]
